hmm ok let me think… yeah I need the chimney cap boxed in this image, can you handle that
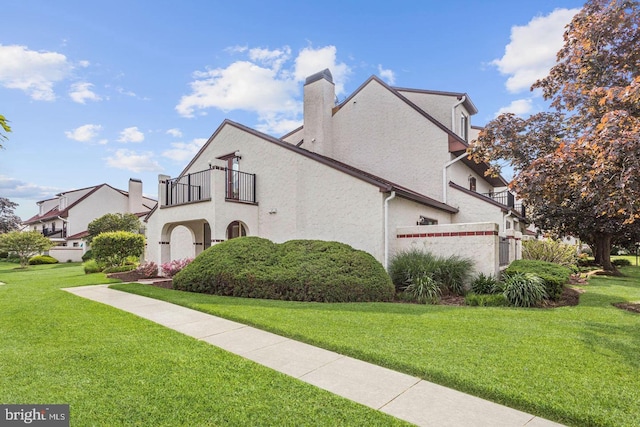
[304,69,333,85]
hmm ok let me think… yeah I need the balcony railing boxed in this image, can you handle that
[482,191,526,217]
[42,228,67,238]
[226,169,256,203]
[161,169,211,207]
[161,167,257,208]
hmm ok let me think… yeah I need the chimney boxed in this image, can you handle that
[128,178,143,213]
[303,69,335,157]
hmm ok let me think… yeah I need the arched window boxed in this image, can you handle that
[226,221,247,240]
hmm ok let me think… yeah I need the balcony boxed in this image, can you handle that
[161,167,256,208]
[42,228,67,238]
[481,190,526,218]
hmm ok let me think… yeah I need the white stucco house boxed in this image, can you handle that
[23,179,155,262]
[145,70,527,276]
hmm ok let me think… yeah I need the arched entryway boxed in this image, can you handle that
[159,220,211,266]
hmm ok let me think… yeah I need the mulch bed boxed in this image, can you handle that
[613,302,640,314]
[439,286,582,308]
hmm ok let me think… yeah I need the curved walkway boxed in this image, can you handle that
[64,284,565,427]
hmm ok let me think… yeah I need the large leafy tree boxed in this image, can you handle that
[470,0,640,271]
[86,213,141,245]
[0,231,53,267]
[0,197,21,234]
[0,114,11,149]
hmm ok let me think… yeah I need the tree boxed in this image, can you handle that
[470,0,640,272]
[0,114,11,149]
[91,231,145,267]
[86,213,141,245]
[0,231,53,267]
[0,197,21,234]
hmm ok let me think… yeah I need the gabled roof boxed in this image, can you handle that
[173,119,458,215]
[332,75,508,187]
[392,87,479,115]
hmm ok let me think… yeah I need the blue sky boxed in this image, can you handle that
[1,0,584,220]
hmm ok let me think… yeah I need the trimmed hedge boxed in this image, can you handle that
[173,237,394,302]
[92,231,144,267]
[28,255,59,265]
[504,259,571,301]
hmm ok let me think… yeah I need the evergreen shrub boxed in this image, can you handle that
[173,237,394,302]
[28,255,58,265]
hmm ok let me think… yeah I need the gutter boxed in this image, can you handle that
[383,191,396,270]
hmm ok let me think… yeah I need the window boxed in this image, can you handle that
[417,216,438,226]
[460,114,468,141]
[469,177,477,192]
[226,221,247,240]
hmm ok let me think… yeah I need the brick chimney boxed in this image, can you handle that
[303,69,335,157]
[128,178,143,213]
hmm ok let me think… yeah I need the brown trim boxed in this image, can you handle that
[393,87,478,115]
[448,181,526,220]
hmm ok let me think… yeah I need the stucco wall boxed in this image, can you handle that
[330,79,451,201]
[67,186,129,236]
[397,90,473,138]
[394,222,500,277]
[447,185,507,231]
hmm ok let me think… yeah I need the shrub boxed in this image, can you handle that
[83,259,102,274]
[522,239,578,268]
[92,231,145,267]
[28,255,58,265]
[161,258,193,278]
[389,248,473,296]
[389,248,438,292]
[505,259,571,301]
[502,272,547,307]
[136,261,159,278]
[81,250,93,261]
[405,273,441,304]
[471,273,500,294]
[465,293,508,307]
[0,251,8,259]
[173,237,394,303]
[613,258,631,267]
[103,265,137,274]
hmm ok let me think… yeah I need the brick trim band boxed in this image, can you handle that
[396,230,498,239]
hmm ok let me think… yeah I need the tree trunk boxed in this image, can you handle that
[595,233,617,272]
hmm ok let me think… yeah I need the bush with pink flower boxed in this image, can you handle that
[161,258,193,278]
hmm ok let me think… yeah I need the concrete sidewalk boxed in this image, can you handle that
[63,284,564,427]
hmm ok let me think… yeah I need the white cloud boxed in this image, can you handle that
[69,82,102,104]
[0,44,74,101]
[166,128,182,138]
[0,175,61,199]
[118,126,145,143]
[378,65,396,85]
[161,138,207,162]
[65,124,103,142]
[495,98,534,116]
[492,8,580,93]
[105,149,163,173]
[176,45,352,135]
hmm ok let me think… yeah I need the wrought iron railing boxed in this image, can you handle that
[161,169,211,207]
[225,169,256,203]
[482,191,526,217]
[499,237,510,266]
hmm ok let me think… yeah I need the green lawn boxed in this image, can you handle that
[113,265,640,427]
[0,262,409,426]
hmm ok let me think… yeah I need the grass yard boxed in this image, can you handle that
[0,262,409,426]
[114,264,640,427]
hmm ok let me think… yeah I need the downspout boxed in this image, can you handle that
[451,96,466,132]
[384,191,396,270]
[442,152,468,204]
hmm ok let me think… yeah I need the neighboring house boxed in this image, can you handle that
[145,70,527,276]
[23,179,155,262]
